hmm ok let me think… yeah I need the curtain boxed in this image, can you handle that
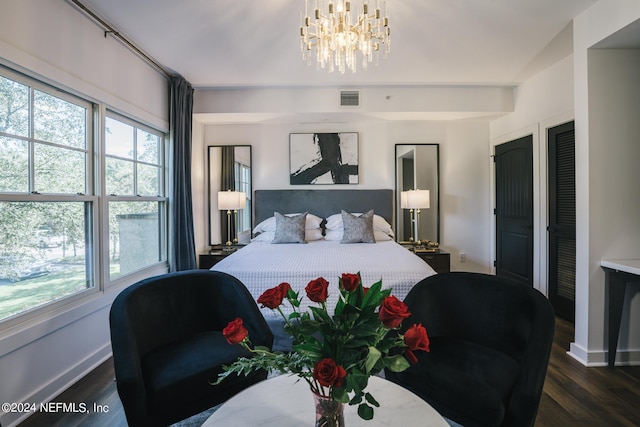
[169,74,197,271]
[220,146,237,243]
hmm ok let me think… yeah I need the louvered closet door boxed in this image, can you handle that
[548,121,576,323]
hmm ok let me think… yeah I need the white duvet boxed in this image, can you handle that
[211,240,436,318]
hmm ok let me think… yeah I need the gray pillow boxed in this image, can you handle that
[272,212,307,244]
[341,209,375,243]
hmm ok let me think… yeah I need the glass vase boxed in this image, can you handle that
[313,391,345,427]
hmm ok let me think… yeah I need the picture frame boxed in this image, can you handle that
[289,132,359,185]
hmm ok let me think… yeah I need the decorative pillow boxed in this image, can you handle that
[272,212,307,244]
[253,213,322,234]
[341,210,375,243]
[252,228,323,243]
[325,212,394,236]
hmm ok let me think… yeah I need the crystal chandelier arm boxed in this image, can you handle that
[300,0,389,73]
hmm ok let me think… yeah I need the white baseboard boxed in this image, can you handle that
[1,344,112,427]
[568,341,640,367]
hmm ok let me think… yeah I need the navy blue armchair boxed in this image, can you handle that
[110,270,273,426]
[385,272,555,427]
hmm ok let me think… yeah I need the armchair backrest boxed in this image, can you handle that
[403,272,554,362]
[110,269,273,359]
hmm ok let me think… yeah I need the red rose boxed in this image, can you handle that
[340,273,360,292]
[313,358,347,388]
[403,323,430,364]
[222,317,248,345]
[257,284,287,309]
[378,295,411,329]
[277,282,292,299]
[306,277,329,303]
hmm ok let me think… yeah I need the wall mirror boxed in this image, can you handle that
[208,145,252,246]
[395,144,440,244]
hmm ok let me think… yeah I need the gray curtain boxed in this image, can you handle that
[169,75,196,271]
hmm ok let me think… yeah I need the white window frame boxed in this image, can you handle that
[0,65,169,328]
[0,66,99,327]
[102,111,168,289]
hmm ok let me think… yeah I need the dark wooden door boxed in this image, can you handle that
[548,122,575,322]
[495,135,534,286]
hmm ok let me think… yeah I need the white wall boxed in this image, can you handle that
[490,54,575,297]
[572,0,640,366]
[0,2,169,426]
[492,0,640,367]
[580,48,640,364]
[193,118,493,273]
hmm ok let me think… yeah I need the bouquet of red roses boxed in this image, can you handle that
[217,273,430,421]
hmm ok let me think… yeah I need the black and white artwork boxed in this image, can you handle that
[289,133,359,185]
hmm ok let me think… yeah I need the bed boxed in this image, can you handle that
[210,189,436,319]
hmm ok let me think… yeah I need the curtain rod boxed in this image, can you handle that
[67,0,172,79]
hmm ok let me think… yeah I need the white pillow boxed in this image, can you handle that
[251,229,324,242]
[325,229,393,242]
[253,213,323,234]
[325,212,394,236]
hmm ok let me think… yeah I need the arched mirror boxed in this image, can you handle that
[395,144,440,244]
[208,145,252,245]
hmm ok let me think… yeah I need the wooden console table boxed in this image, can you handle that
[600,259,640,367]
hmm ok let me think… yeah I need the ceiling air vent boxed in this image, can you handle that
[340,90,360,107]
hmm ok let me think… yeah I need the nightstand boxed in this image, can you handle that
[199,244,245,269]
[414,250,450,273]
[400,242,451,273]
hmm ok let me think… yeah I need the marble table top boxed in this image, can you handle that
[202,374,449,427]
[601,259,640,276]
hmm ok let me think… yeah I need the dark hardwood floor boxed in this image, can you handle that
[17,317,640,427]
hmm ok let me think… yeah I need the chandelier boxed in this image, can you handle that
[300,0,391,74]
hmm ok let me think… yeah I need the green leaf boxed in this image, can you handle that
[384,354,411,372]
[357,403,374,420]
[335,295,346,316]
[364,392,380,407]
[332,386,349,403]
[310,306,332,323]
[365,346,381,373]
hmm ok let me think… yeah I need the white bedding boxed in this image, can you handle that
[210,240,436,318]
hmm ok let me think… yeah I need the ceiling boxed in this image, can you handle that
[74,0,601,122]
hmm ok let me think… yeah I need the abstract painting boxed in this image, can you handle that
[289,132,359,185]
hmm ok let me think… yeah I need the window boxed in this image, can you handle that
[105,115,166,279]
[0,71,94,321]
[235,161,251,234]
[0,67,168,323]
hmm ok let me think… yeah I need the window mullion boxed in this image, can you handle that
[28,87,35,193]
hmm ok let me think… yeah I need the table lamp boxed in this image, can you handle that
[401,189,430,243]
[233,192,247,243]
[218,190,244,246]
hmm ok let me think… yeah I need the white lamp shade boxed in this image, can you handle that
[400,191,409,209]
[218,191,245,210]
[404,189,430,209]
[238,192,247,209]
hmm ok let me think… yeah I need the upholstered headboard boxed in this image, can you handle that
[254,189,394,227]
